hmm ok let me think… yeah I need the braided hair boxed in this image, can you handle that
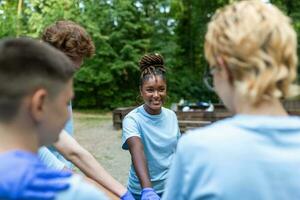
[139,53,166,86]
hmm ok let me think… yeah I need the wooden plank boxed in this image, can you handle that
[112,100,300,131]
[178,120,211,126]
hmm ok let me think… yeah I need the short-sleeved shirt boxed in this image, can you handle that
[162,115,300,200]
[122,105,180,195]
[0,150,108,200]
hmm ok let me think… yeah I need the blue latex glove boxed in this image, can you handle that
[0,150,72,200]
[120,190,135,200]
[141,188,160,200]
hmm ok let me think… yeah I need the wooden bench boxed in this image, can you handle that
[112,100,300,133]
[112,106,231,133]
[112,107,135,129]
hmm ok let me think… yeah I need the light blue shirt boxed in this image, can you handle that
[38,147,65,170]
[47,103,74,169]
[163,115,300,200]
[122,105,180,195]
[57,175,108,200]
[64,103,74,136]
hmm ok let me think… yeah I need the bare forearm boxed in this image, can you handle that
[84,175,120,200]
[67,148,127,197]
[131,150,152,188]
[54,131,127,197]
[127,137,152,188]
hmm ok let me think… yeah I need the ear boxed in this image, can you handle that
[29,88,49,123]
[139,85,142,95]
[216,56,233,84]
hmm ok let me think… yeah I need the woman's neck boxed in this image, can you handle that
[143,104,162,115]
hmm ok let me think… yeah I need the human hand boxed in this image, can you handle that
[141,188,160,200]
[20,169,72,200]
[0,150,72,200]
[120,190,135,200]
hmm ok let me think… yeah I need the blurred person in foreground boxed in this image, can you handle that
[0,37,108,200]
[163,1,300,199]
[39,20,133,200]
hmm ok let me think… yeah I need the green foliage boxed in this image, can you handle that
[0,0,299,109]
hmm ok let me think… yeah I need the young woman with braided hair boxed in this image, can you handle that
[122,53,181,200]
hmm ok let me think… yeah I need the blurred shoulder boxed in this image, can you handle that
[162,107,177,117]
[178,117,237,150]
[124,106,141,120]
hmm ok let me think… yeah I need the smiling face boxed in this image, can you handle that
[140,75,167,115]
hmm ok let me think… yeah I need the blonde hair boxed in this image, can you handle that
[205,0,299,105]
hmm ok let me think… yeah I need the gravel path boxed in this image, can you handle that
[73,111,130,185]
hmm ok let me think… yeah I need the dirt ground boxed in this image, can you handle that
[73,111,130,185]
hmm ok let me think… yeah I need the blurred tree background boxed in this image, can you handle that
[1,0,299,109]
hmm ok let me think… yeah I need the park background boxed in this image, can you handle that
[1,0,300,110]
[1,0,300,187]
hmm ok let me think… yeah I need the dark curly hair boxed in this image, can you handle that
[139,53,166,86]
[41,20,95,60]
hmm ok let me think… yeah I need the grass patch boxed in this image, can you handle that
[73,110,112,124]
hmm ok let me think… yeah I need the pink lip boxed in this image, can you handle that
[152,102,161,106]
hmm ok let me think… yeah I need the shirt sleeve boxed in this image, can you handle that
[38,147,65,170]
[174,111,181,139]
[162,139,185,200]
[56,175,109,200]
[122,116,141,150]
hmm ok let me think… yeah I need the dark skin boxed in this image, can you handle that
[126,75,167,190]
[127,137,152,188]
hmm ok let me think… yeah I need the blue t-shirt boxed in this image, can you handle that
[0,150,108,200]
[64,103,74,135]
[162,115,300,200]
[122,105,180,195]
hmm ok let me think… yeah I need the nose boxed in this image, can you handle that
[153,90,159,97]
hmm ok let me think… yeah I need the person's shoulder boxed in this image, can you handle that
[0,150,49,195]
[124,106,141,120]
[0,150,40,171]
[178,117,237,149]
[162,107,177,117]
[56,175,109,200]
[161,106,174,113]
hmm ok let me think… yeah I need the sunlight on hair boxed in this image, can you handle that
[205,0,299,105]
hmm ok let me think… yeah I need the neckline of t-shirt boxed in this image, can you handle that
[139,104,163,119]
